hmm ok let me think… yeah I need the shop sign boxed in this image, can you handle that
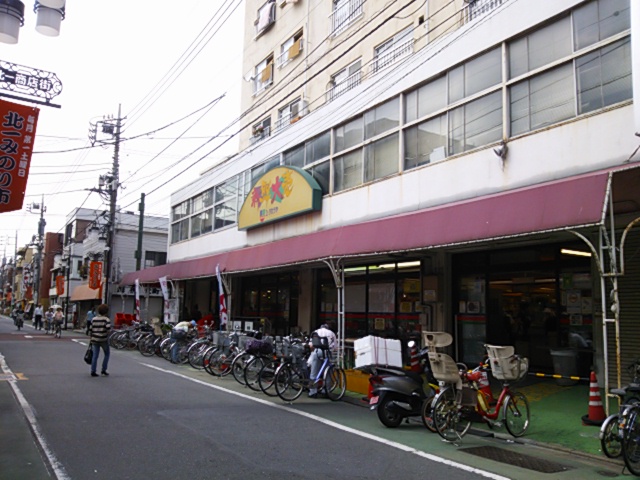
[55,275,65,296]
[0,99,40,214]
[238,166,322,230]
[89,261,103,290]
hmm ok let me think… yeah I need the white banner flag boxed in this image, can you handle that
[216,265,228,330]
[135,278,141,322]
[159,276,170,323]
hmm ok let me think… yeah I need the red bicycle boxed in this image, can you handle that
[431,344,530,442]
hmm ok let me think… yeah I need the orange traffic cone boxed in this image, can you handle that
[410,344,421,372]
[582,371,606,426]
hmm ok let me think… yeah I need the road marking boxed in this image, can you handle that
[142,363,510,480]
[0,353,70,480]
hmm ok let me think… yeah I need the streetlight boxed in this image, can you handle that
[0,0,65,44]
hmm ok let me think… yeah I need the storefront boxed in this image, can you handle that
[454,243,594,376]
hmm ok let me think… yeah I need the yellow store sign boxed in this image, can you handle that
[238,166,322,230]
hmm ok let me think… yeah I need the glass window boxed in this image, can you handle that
[364,97,399,140]
[334,149,363,192]
[576,38,632,114]
[251,156,280,186]
[309,160,330,195]
[404,114,447,170]
[449,92,502,154]
[335,116,363,153]
[449,48,501,104]
[190,210,213,238]
[509,16,572,78]
[573,0,630,51]
[283,144,305,167]
[214,177,239,230]
[364,133,399,182]
[405,75,447,123]
[215,177,238,204]
[192,189,213,212]
[305,132,330,164]
[171,201,189,221]
[510,63,574,136]
[373,26,413,73]
[171,219,189,244]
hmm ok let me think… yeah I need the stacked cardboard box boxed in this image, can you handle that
[354,336,402,369]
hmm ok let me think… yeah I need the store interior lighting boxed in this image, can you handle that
[0,0,65,44]
[560,248,592,257]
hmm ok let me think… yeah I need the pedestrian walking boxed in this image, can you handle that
[34,304,43,330]
[85,307,95,335]
[44,308,53,334]
[89,304,111,377]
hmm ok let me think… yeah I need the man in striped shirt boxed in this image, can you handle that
[90,304,112,377]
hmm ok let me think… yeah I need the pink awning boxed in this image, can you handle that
[122,168,620,285]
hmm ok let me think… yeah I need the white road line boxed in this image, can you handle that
[0,353,70,480]
[142,363,511,480]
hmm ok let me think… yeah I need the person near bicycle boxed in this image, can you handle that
[171,320,197,363]
[308,321,338,398]
[34,304,44,330]
[53,307,64,337]
[89,304,112,377]
[44,307,53,334]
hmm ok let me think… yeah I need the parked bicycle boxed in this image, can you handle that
[600,361,640,460]
[427,333,530,442]
[622,402,640,476]
[274,335,346,402]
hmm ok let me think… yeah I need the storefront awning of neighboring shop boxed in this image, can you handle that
[70,285,101,302]
[122,165,640,286]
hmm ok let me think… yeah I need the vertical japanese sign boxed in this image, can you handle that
[0,99,40,213]
[216,264,228,330]
[134,278,141,321]
[89,261,103,289]
[55,275,65,296]
[159,276,170,323]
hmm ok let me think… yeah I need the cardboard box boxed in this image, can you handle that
[354,336,402,369]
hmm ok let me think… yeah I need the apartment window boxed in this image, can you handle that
[278,30,303,67]
[256,0,276,36]
[334,149,363,192]
[405,75,446,123]
[329,59,361,101]
[305,132,331,165]
[145,251,167,269]
[373,27,413,73]
[364,133,399,182]
[283,144,304,167]
[191,210,213,238]
[254,55,274,95]
[276,97,305,130]
[576,38,632,115]
[449,91,502,154]
[251,117,271,143]
[573,0,630,51]
[335,116,363,153]
[509,16,572,79]
[404,114,447,170]
[331,0,364,37]
[171,219,189,244]
[449,47,501,103]
[364,98,399,140]
[214,177,239,230]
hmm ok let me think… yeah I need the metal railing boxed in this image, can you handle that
[466,0,504,22]
[330,0,365,37]
[326,70,362,102]
[371,38,414,74]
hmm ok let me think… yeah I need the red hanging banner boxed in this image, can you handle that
[89,261,103,290]
[0,99,40,214]
[55,275,65,296]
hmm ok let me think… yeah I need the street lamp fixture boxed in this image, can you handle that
[0,0,65,44]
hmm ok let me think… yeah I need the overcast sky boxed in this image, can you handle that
[0,0,245,256]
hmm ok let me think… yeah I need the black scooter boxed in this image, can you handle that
[368,341,438,430]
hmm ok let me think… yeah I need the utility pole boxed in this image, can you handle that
[89,105,123,311]
[27,195,46,307]
[135,193,145,271]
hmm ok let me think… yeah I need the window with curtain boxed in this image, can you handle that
[449,92,502,154]
[576,38,632,115]
[404,74,446,123]
[510,63,574,136]
[364,133,399,182]
[334,149,363,192]
[573,0,630,51]
[449,47,501,103]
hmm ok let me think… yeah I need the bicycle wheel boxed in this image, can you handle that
[206,349,233,376]
[244,356,267,391]
[503,391,530,437]
[258,359,280,397]
[324,365,346,401]
[188,342,209,369]
[232,352,252,385]
[275,364,305,402]
[421,393,438,433]
[138,335,156,357]
[623,406,640,476]
[177,342,190,364]
[600,414,622,458]
[160,338,173,361]
[433,388,471,442]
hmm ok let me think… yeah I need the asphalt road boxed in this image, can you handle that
[0,316,625,480]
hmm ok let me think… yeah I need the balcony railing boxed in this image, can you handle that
[466,0,504,22]
[277,38,304,68]
[371,38,414,74]
[330,0,365,37]
[326,70,362,102]
[250,125,271,145]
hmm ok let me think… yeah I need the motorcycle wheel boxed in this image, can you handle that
[377,393,404,428]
